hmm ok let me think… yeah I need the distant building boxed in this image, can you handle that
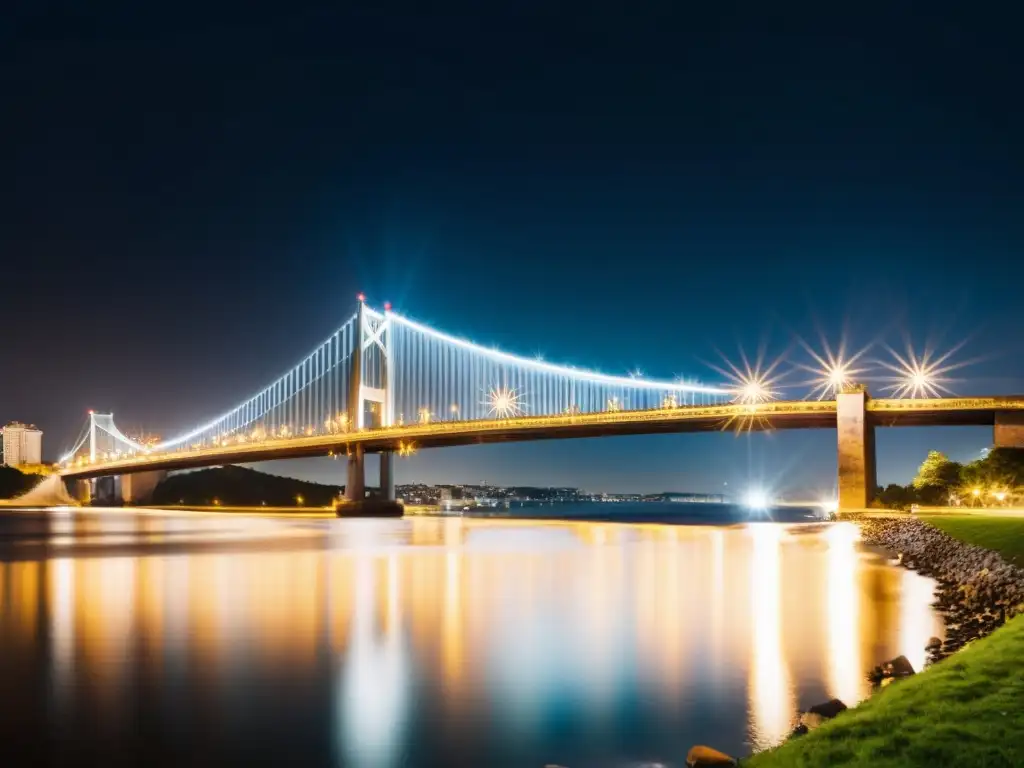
[2,422,43,467]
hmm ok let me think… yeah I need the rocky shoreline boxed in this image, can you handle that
[683,513,1024,765]
[852,513,1024,662]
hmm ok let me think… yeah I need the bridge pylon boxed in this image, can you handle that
[345,300,395,501]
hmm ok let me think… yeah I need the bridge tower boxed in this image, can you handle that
[345,299,395,501]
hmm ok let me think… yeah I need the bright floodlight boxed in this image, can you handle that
[744,488,769,510]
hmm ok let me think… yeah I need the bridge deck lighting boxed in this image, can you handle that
[880,341,969,398]
[485,386,525,418]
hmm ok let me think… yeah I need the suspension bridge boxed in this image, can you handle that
[55,300,1024,511]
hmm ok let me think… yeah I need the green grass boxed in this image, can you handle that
[921,514,1024,566]
[747,514,1024,767]
[747,616,1024,767]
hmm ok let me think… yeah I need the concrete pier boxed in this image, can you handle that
[379,450,395,501]
[119,471,167,505]
[345,445,365,501]
[836,388,876,511]
[994,411,1024,448]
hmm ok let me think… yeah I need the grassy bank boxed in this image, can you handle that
[921,513,1024,566]
[748,514,1024,768]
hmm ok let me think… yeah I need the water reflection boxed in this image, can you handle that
[826,523,864,706]
[0,510,943,766]
[748,524,793,749]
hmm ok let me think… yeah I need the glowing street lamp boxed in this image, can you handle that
[880,342,968,399]
[484,386,525,418]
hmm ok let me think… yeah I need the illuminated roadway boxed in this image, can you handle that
[59,396,1024,480]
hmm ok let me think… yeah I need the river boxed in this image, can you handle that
[0,505,942,767]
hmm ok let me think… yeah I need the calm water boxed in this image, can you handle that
[0,506,942,767]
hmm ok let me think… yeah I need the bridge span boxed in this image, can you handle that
[60,394,1024,510]
[55,300,1024,510]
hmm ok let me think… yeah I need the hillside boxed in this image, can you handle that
[0,465,42,499]
[152,465,343,507]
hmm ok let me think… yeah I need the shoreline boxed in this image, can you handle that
[851,513,1024,659]
[744,513,1024,767]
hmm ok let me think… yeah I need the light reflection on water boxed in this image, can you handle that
[0,509,942,767]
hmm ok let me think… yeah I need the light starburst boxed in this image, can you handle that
[484,386,526,418]
[706,344,786,433]
[878,340,969,399]
[795,336,869,400]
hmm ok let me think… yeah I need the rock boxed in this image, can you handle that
[886,655,915,677]
[925,636,942,651]
[870,654,916,684]
[789,723,809,738]
[686,745,737,766]
[808,698,848,719]
[799,711,827,731]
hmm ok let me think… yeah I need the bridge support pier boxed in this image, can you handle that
[119,471,166,505]
[63,477,92,505]
[837,389,876,512]
[994,412,1024,448]
[379,451,395,501]
[94,476,118,506]
[346,445,365,501]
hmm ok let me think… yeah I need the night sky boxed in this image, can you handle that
[4,3,1023,494]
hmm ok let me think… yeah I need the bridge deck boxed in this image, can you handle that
[60,396,1024,479]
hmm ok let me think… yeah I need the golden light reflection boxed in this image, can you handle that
[748,524,793,749]
[826,523,865,705]
[0,511,949,764]
[899,567,944,675]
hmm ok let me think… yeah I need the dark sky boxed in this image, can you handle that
[3,2,1023,493]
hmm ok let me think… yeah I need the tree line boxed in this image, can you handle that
[876,447,1024,509]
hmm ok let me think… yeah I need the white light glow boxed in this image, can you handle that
[744,489,770,510]
[484,386,525,418]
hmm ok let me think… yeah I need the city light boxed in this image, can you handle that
[418,408,432,424]
[397,441,417,457]
[744,488,770,510]
[484,386,525,418]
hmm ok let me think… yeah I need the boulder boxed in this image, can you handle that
[885,655,916,677]
[925,636,942,651]
[808,698,847,719]
[686,745,737,766]
[869,654,915,684]
[799,711,827,731]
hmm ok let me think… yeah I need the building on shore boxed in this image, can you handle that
[2,422,43,467]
